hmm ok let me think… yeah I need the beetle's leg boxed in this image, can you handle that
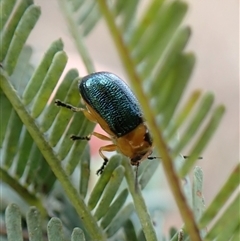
[55,99,83,112]
[55,99,98,123]
[97,144,117,175]
[70,134,91,141]
[69,129,116,175]
[92,132,112,141]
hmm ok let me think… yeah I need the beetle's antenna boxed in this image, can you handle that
[147,156,160,160]
[183,155,203,159]
[147,155,203,160]
[135,163,140,192]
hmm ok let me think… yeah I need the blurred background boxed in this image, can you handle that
[26,0,239,230]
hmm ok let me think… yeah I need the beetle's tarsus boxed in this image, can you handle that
[70,135,91,141]
[96,158,108,175]
[55,99,79,112]
[96,169,103,175]
[55,99,67,107]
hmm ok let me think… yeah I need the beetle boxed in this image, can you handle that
[55,72,154,175]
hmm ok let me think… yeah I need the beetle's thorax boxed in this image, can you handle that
[116,123,153,164]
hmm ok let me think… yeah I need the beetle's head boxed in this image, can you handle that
[130,130,153,166]
[130,150,152,166]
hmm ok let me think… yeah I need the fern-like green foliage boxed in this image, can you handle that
[0,0,239,240]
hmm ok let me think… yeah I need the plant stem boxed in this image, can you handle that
[58,0,95,74]
[97,1,202,240]
[0,168,47,218]
[0,74,105,241]
[122,158,158,241]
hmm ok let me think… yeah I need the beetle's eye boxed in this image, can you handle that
[131,154,144,165]
[144,131,152,145]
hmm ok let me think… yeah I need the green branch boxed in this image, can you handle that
[122,158,158,241]
[97,1,202,240]
[0,168,47,217]
[58,0,95,73]
[0,74,105,241]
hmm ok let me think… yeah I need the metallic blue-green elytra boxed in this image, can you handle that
[79,72,143,137]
